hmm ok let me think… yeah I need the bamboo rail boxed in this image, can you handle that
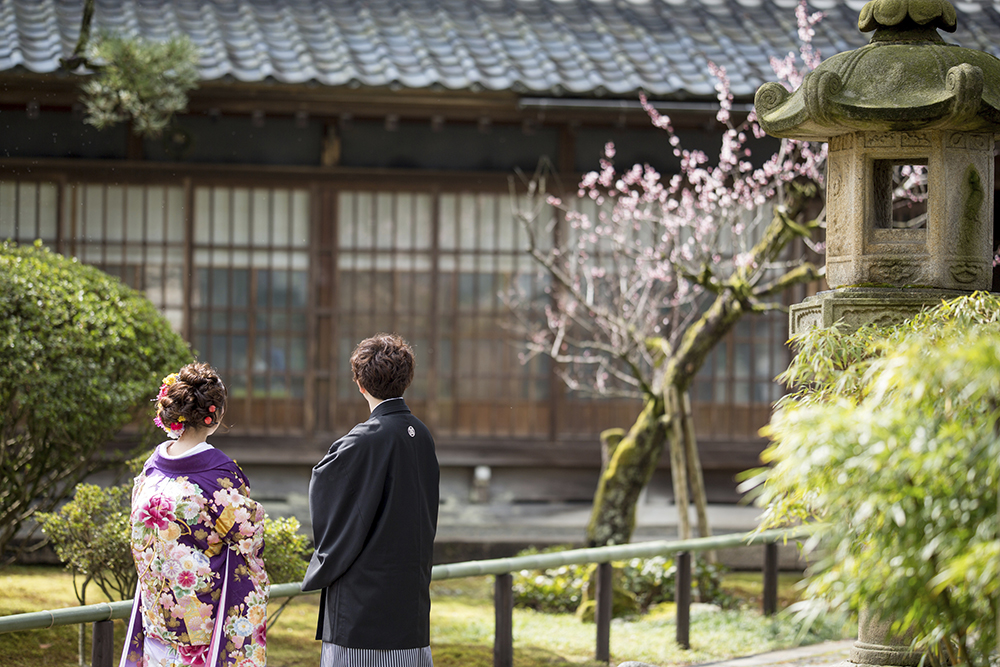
[0,527,810,666]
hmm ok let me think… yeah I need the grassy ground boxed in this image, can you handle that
[0,566,851,667]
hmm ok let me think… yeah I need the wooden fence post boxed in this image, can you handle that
[92,620,114,667]
[763,542,779,617]
[494,573,513,667]
[595,562,613,663]
[676,551,691,649]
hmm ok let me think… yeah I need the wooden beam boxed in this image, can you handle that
[0,72,725,127]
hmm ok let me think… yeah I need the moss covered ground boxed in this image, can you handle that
[0,566,850,666]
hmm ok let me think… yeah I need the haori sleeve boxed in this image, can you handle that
[205,465,268,584]
[204,464,269,667]
[301,428,390,592]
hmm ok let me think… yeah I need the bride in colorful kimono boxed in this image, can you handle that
[120,363,270,667]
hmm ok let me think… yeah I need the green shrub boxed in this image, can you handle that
[0,241,191,564]
[262,516,311,585]
[512,547,734,615]
[753,292,1000,666]
[37,483,135,606]
[512,547,588,613]
[620,556,675,610]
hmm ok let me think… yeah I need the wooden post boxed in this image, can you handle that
[595,562,613,663]
[494,573,513,667]
[682,391,714,562]
[676,551,691,649]
[667,386,692,540]
[92,620,114,667]
[763,542,779,617]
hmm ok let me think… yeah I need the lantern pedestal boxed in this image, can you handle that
[845,609,920,667]
[788,287,968,336]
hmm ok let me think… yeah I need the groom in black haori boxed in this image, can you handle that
[303,333,440,667]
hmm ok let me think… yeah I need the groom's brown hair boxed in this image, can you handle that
[350,333,415,400]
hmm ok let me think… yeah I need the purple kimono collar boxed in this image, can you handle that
[147,447,236,475]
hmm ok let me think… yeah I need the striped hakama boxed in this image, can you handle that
[320,643,434,667]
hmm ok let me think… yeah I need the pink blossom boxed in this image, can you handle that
[214,488,237,506]
[178,645,209,667]
[254,625,267,646]
[138,495,175,531]
[508,0,841,405]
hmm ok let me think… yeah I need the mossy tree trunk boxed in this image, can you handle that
[586,191,821,547]
[586,394,667,546]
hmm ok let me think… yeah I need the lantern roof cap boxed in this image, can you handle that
[755,0,1000,141]
[860,0,956,39]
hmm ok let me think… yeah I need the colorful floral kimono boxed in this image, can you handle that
[120,443,269,667]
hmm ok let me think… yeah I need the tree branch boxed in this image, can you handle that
[677,263,723,294]
[753,261,825,299]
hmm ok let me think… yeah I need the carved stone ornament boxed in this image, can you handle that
[949,263,983,284]
[900,132,930,147]
[867,262,920,285]
[864,133,896,148]
[947,63,985,124]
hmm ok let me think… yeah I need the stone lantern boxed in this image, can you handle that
[755,0,1000,335]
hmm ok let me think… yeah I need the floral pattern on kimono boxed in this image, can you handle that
[120,445,269,667]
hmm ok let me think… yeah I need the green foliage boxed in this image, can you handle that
[512,549,587,613]
[512,547,733,614]
[261,516,310,586]
[37,484,135,606]
[619,556,675,610]
[0,241,192,564]
[82,32,199,138]
[754,292,1000,666]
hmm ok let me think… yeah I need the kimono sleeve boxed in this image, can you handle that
[205,465,268,579]
[301,429,389,592]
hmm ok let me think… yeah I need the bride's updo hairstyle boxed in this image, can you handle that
[153,362,227,438]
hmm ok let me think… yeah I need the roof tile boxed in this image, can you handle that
[4,0,999,100]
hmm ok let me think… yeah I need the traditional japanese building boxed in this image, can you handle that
[2,0,999,545]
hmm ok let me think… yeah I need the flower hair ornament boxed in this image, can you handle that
[152,373,185,439]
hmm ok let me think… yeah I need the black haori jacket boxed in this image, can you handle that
[302,398,440,649]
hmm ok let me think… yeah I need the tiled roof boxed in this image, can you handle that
[2,0,999,100]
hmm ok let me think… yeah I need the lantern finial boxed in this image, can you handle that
[858,0,957,41]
